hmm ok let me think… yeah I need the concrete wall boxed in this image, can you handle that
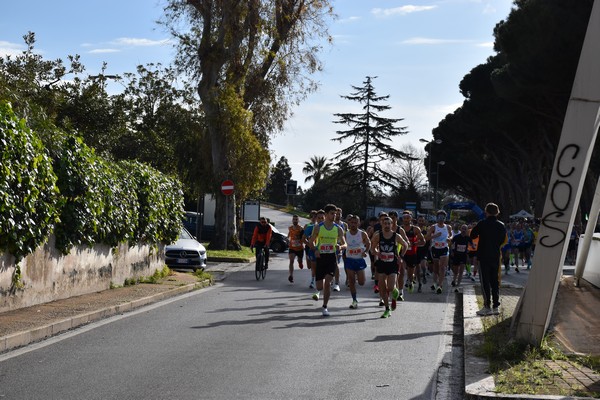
[0,235,166,313]
[578,233,600,287]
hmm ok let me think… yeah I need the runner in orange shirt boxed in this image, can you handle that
[287,214,304,283]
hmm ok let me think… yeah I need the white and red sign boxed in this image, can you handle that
[221,180,234,196]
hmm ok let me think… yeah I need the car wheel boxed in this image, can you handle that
[271,241,285,253]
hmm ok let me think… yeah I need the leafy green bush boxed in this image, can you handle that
[1,101,184,263]
[0,101,60,262]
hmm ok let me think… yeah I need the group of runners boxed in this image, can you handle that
[283,204,491,318]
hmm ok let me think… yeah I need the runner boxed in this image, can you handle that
[416,215,430,292]
[425,210,453,294]
[344,215,371,309]
[450,224,471,292]
[332,207,348,291]
[371,216,408,318]
[466,223,479,281]
[287,214,304,283]
[309,204,346,317]
[366,216,379,283]
[302,210,318,288]
[389,210,410,301]
[400,210,426,296]
[510,222,524,273]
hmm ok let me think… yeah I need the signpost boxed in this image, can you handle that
[221,180,234,246]
[221,180,234,196]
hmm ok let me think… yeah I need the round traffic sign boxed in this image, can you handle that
[221,180,234,196]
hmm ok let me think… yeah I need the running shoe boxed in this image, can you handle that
[288,275,294,283]
[322,308,330,317]
[491,307,499,315]
[349,300,358,309]
[312,292,320,301]
[378,299,385,307]
[476,307,492,316]
[515,268,520,273]
[374,285,379,294]
[454,288,459,293]
[470,276,476,282]
[309,281,315,289]
[381,309,391,318]
[431,284,436,291]
[398,293,405,302]
[436,286,442,294]
[332,284,341,292]
[391,298,397,311]
[392,287,400,300]
[408,283,414,293]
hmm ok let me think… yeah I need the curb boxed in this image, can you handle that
[0,280,209,354]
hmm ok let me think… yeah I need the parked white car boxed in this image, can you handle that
[165,227,207,271]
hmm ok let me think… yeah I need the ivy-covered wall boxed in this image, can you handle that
[0,101,184,305]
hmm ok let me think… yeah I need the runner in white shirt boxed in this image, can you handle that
[344,215,371,309]
[425,210,453,294]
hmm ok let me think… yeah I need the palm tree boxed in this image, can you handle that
[302,155,332,184]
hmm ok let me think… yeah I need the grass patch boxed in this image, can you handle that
[192,268,214,283]
[476,294,600,398]
[203,244,254,261]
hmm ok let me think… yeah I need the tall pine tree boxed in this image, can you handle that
[332,76,410,212]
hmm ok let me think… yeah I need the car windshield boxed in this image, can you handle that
[179,228,193,240]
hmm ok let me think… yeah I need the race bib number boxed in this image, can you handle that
[319,244,335,253]
[291,239,301,248]
[456,244,467,252]
[347,247,362,257]
[379,252,395,262]
[434,241,447,249]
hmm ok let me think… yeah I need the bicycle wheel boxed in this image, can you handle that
[255,251,263,280]
[260,249,267,280]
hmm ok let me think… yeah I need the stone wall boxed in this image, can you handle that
[0,235,165,312]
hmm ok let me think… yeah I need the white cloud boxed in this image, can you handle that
[338,16,360,24]
[402,37,471,45]
[476,41,494,48]
[88,48,120,54]
[372,5,437,17]
[0,41,24,57]
[111,37,169,47]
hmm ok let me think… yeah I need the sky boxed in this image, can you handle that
[1,0,515,188]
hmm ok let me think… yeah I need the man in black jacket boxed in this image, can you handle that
[470,203,507,316]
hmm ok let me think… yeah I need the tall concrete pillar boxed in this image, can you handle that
[511,0,600,345]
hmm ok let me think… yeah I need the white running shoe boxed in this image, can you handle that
[332,284,341,292]
[322,308,330,317]
[349,300,358,309]
[476,307,492,316]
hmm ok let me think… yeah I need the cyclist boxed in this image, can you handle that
[251,217,272,268]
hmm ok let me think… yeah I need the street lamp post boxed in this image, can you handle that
[435,160,446,210]
[419,138,443,208]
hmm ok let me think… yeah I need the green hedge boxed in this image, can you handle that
[0,101,184,261]
[0,102,60,262]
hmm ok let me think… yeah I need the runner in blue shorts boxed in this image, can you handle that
[344,215,371,309]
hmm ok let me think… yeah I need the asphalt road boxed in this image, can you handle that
[0,208,463,400]
[0,260,459,399]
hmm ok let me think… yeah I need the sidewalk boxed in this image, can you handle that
[464,273,600,399]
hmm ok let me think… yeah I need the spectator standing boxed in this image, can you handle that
[470,203,507,316]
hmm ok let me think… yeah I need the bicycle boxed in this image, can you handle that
[255,245,267,280]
